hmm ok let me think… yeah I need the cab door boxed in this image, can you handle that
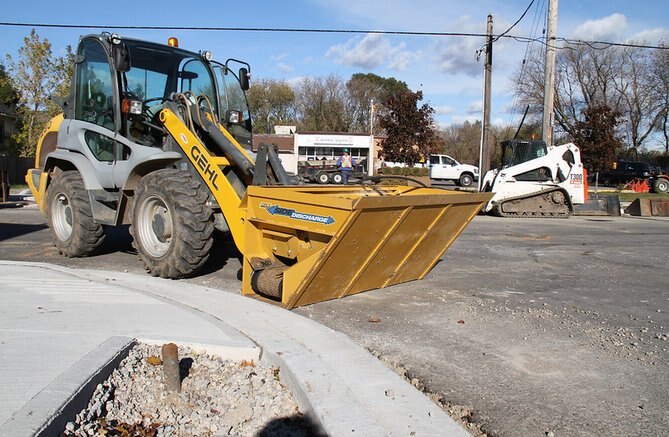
[66,37,119,188]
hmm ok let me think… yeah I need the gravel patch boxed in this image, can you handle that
[63,343,319,436]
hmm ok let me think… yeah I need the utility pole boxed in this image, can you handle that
[370,99,375,136]
[542,0,558,146]
[479,14,493,191]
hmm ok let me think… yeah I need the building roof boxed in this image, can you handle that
[252,134,294,153]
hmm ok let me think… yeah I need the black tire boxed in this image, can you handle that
[316,171,330,184]
[331,173,343,184]
[46,170,105,257]
[130,169,214,278]
[653,178,669,194]
[459,173,474,187]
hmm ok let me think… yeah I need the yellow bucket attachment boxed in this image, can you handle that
[241,185,493,309]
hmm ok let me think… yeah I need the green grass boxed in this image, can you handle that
[589,190,668,202]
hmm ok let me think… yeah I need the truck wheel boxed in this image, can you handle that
[46,170,105,257]
[130,169,214,278]
[653,177,669,194]
[331,173,343,184]
[458,173,474,187]
[316,171,330,184]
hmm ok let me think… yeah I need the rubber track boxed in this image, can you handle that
[492,188,572,219]
[130,169,214,278]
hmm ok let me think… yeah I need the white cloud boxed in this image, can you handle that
[629,28,669,45]
[270,53,290,62]
[467,100,483,114]
[451,115,481,125]
[433,17,487,77]
[326,33,418,71]
[572,13,628,41]
[276,63,294,74]
[434,105,455,115]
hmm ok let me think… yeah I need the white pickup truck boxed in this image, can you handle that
[429,154,479,186]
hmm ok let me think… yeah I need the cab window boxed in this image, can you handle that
[180,59,217,115]
[75,39,114,131]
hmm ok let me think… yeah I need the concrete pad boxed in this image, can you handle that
[0,262,259,427]
[1,337,135,436]
[74,266,469,436]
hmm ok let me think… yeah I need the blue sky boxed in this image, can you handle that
[1,0,668,136]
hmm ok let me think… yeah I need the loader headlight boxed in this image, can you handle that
[122,98,143,115]
[226,110,243,125]
[202,50,213,61]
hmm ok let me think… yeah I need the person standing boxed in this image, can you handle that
[336,149,356,185]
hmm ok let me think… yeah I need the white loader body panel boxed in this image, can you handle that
[481,142,585,213]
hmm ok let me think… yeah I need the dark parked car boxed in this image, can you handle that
[601,160,652,185]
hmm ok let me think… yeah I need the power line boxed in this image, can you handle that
[0,21,666,50]
[493,0,535,43]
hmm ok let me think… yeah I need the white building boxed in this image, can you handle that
[293,133,375,175]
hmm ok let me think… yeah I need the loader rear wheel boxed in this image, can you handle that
[46,170,105,257]
[130,169,214,278]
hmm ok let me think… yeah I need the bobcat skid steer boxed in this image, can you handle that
[479,140,586,218]
[27,33,492,308]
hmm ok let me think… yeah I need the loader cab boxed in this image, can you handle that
[63,34,253,189]
[71,34,253,149]
[499,140,547,168]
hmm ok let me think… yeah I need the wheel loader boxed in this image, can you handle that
[479,140,587,217]
[26,33,492,308]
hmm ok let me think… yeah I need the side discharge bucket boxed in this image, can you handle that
[241,185,493,309]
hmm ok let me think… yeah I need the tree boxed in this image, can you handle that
[246,78,296,134]
[346,73,409,134]
[511,43,665,156]
[0,64,19,107]
[440,120,483,164]
[5,30,72,157]
[378,89,442,166]
[573,104,623,172]
[650,43,669,156]
[612,45,666,155]
[294,75,351,132]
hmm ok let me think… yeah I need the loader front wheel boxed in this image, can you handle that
[131,169,214,278]
[46,170,105,257]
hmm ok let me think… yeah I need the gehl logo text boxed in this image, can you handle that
[190,145,220,190]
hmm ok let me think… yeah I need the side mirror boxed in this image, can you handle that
[239,67,250,91]
[112,42,131,73]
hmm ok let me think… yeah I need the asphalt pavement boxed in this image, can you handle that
[0,260,468,436]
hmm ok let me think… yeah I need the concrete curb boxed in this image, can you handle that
[3,261,468,436]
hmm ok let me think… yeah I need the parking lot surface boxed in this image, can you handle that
[1,204,667,435]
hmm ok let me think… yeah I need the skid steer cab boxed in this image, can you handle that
[27,33,492,308]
